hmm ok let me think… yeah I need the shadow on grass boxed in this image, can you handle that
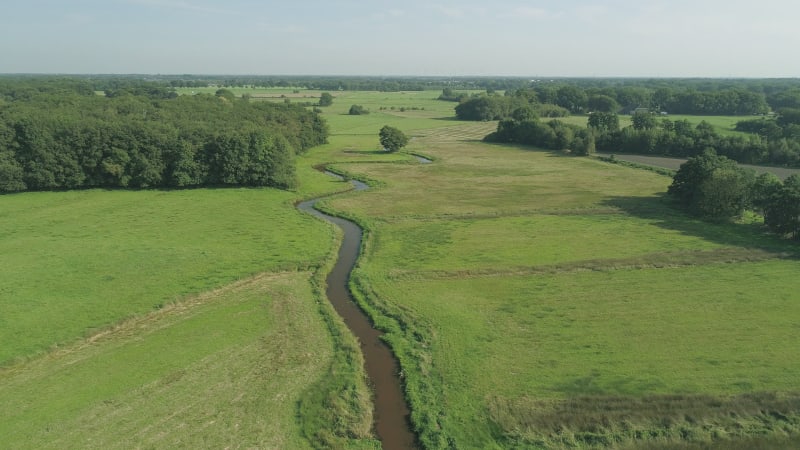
[342,149,390,155]
[484,141,589,159]
[601,195,800,258]
[555,370,667,397]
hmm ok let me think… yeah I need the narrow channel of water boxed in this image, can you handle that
[297,173,417,450]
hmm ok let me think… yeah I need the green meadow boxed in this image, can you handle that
[0,272,339,449]
[0,188,329,364]
[2,89,798,449]
[0,187,376,448]
[315,110,800,448]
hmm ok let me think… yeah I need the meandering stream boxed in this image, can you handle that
[297,172,417,450]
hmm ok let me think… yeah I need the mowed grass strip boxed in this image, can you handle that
[0,272,333,449]
[0,188,329,365]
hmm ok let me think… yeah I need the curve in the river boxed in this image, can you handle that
[297,172,417,450]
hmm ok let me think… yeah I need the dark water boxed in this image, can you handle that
[297,176,417,450]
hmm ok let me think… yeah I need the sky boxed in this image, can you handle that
[2,0,799,77]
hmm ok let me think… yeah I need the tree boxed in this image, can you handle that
[751,172,782,217]
[215,88,235,102]
[587,112,619,132]
[379,125,409,152]
[587,94,620,113]
[695,168,754,219]
[764,175,800,239]
[512,106,537,122]
[349,104,369,115]
[631,111,658,130]
[668,149,752,219]
[318,92,333,107]
[0,151,26,191]
[555,85,587,113]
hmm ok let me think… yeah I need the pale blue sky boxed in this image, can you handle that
[2,0,799,76]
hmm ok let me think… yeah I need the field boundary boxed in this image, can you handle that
[385,247,790,281]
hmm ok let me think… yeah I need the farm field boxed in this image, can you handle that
[0,90,455,449]
[0,187,376,448]
[317,115,800,448]
[2,88,798,449]
[0,188,331,365]
[0,272,344,449]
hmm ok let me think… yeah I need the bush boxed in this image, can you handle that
[379,125,408,152]
[318,92,333,106]
[349,104,369,115]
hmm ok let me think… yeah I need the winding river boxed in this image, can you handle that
[297,173,417,450]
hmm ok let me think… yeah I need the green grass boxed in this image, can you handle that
[326,141,671,219]
[0,185,377,448]
[0,188,330,365]
[370,213,789,277]
[0,185,380,448]
[0,272,345,449]
[4,90,798,449]
[306,113,800,448]
[367,261,800,447]
[664,114,752,135]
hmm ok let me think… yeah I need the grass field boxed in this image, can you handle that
[0,188,330,365]
[0,272,340,449]
[0,187,376,447]
[3,90,798,449]
[315,115,800,448]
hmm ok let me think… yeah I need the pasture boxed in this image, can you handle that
[0,272,340,449]
[0,187,376,448]
[0,189,329,365]
[319,118,800,448]
[2,88,797,449]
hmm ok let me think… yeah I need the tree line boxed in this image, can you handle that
[0,79,328,192]
[484,112,595,156]
[668,150,800,238]
[479,104,800,168]
[8,75,798,100]
[589,111,800,167]
[451,84,775,122]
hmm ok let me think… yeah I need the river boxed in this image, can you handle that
[297,173,417,450]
